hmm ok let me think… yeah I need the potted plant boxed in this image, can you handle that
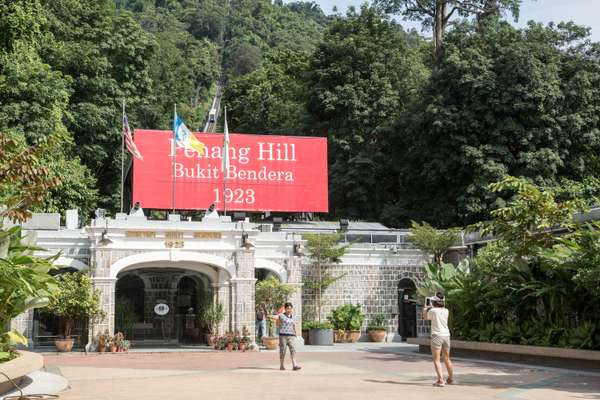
[301,321,314,345]
[255,276,296,350]
[328,304,364,343]
[113,332,124,352]
[346,304,365,343]
[198,302,224,346]
[96,330,109,352]
[303,234,349,346]
[367,314,387,342]
[328,305,349,343]
[225,332,235,351]
[239,326,250,352]
[46,272,105,352]
[121,339,131,352]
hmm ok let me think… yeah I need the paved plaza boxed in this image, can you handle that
[43,344,600,400]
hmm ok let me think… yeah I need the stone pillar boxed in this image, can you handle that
[287,255,303,331]
[231,249,256,340]
[213,282,230,335]
[10,309,34,349]
[90,277,116,341]
[229,278,256,340]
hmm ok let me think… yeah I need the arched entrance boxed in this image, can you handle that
[115,268,212,346]
[398,278,417,341]
[115,274,145,341]
[255,268,279,281]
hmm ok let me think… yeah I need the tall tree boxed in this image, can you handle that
[384,21,600,227]
[373,0,522,54]
[308,6,428,220]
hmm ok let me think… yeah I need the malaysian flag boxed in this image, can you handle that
[123,114,143,160]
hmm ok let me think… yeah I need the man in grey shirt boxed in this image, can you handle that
[423,292,455,387]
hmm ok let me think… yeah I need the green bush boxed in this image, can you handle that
[328,304,365,331]
[303,321,333,330]
[367,314,386,331]
[417,177,600,350]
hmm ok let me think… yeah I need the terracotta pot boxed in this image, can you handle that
[54,338,74,352]
[205,334,216,347]
[333,330,346,343]
[346,330,361,343]
[239,343,247,352]
[97,344,105,353]
[368,330,386,342]
[226,343,234,351]
[302,330,309,345]
[262,336,279,350]
[110,346,117,353]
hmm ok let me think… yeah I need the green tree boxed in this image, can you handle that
[389,21,600,227]
[410,221,459,264]
[255,276,295,335]
[223,49,311,134]
[303,234,348,322]
[308,6,428,221]
[373,0,522,54]
[46,272,105,338]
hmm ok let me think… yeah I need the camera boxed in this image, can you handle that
[425,293,445,307]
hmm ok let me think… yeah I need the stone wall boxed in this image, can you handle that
[301,262,428,340]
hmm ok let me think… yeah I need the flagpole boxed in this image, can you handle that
[172,103,177,213]
[223,106,227,217]
[120,99,125,213]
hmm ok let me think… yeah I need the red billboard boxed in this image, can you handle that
[132,130,328,212]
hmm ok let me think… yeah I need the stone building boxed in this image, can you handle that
[10,211,428,348]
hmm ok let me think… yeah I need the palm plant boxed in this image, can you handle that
[0,226,57,361]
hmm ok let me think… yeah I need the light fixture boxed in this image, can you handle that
[241,231,254,248]
[98,218,112,246]
[293,243,304,256]
[339,218,349,232]
[98,230,113,246]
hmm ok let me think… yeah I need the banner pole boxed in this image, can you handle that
[223,106,227,217]
[172,103,177,214]
[120,99,125,213]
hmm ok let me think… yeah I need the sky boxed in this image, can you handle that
[307,0,600,41]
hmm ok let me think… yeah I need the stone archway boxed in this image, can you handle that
[254,258,287,282]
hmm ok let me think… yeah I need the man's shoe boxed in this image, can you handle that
[447,377,456,385]
[280,366,285,370]
[433,379,445,387]
[293,366,302,371]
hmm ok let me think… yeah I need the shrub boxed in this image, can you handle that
[367,314,386,331]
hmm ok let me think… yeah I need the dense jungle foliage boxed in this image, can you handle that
[416,176,600,350]
[2,0,600,229]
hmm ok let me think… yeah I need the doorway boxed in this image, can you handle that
[397,278,417,340]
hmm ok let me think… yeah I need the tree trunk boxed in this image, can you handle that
[433,0,445,56]
[317,260,322,323]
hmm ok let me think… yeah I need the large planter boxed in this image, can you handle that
[205,333,217,347]
[368,330,386,342]
[309,328,334,346]
[346,330,361,343]
[302,330,309,345]
[54,338,74,352]
[333,330,345,343]
[0,351,44,395]
[262,336,279,350]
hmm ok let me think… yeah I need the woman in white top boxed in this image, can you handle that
[423,292,454,387]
